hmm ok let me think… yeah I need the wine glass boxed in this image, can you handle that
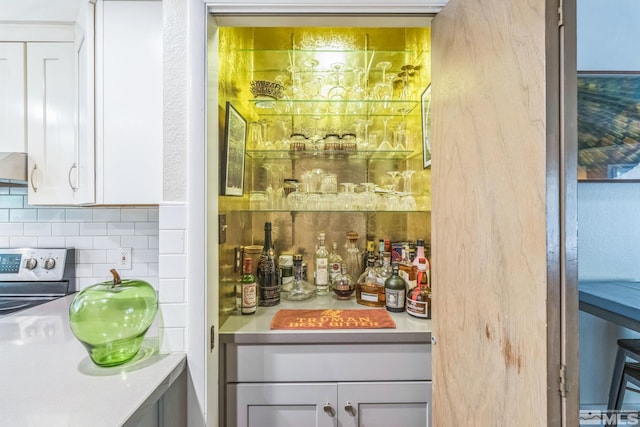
[400,170,417,210]
[394,122,411,151]
[262,163,275,209]
[328,62,348,100]
[377,117,394,151]
[259,120,274,150]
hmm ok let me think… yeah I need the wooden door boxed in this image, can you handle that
[228,383,337,427]
[338,381,431,427]
[430,0,578,426]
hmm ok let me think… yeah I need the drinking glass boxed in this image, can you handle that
[394,123,411,151]
[327,62,348,100]
[400,170,417,211]
[259,120,274,150]
[377,117,394,151]
[286,182,305,210]
[358,183,377,211]
[337,183,357,210]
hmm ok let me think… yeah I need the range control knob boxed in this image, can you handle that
[43,258,56,270]
[24,258,38,270]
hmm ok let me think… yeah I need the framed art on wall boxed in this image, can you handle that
[221,102,247,196]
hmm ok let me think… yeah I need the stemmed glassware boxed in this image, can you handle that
[337,183,357,210]
[377,117,394,151]
[327,62,348,100]
[358,183,377,211]
[400,170,417,210]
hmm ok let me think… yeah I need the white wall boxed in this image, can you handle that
[578,0,640,406]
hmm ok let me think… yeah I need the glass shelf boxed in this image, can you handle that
[246,149,416,161]
[249,99,419,117]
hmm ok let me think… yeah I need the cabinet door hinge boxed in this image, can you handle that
[558,0,564,27]
[559,364,567,398]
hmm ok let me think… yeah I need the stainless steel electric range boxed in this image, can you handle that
[0,248,75,317]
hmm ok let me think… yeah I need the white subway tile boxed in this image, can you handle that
[158,303,187,328]
[144,276,159,289]
[108,222,135,236]
[159,279,186,303]
[0,236,9,246]
[0,223,24,236]
[65,236,94,249]
[74,263,94,278]
[79,222,107,236]
[159,204,187,229]
[0,188,8,195]
[134,222,159,236]
[93,235,121,249]
[9,209,37,222]
[133,248,159,263]
[37,236,66,247]
[159,230,185,254]
[51,222,80,236]
[121,208,148,222]
[10,187,27,195]
[148,235,159,249]
[148,262,159,277]
[24,223,51,236]
[159,254,187,278]
[77,277,102,291]
[37,209,65,221]
[148,208,159,222]
[0,209,8,222]
[127,263,149,277]
[0,195,24,209]
[92,263,116,277]
[159,327,185,354]
[120,235,148,249]
[65,208,93,222]
[9,236,37,247]
[78,249,107,264]
[93,208,120,222]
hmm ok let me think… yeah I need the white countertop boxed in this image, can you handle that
[220,293,431,344]
[0,295,186,427]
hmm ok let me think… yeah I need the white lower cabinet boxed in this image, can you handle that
[229,381,431,427]
[221,342,432,427]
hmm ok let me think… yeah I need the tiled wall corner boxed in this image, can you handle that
[158,202,188,353]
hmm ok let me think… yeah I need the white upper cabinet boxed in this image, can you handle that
[94,0,163,205]
[0,43,26,153]
[26,42,77,205]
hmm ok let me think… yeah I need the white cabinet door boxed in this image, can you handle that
[338,381,431,427]
[228,383,337,427]
[27,42,76,205]
[0,43,25,152]
[95,0,162,204]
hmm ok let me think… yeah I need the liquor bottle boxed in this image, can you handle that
[385,262,407,313]
[328,242,343,285]
[240,257,257,315]
[407,257,431,319]
[362,233,376,270]
[332,263,355,300]
[376,252,393,287]
[413,239,429,285]
[314,232,330,295]
[356,255,385,307]
[282,254,316,301]
[256,222,280,306]
[398,244,417,291]
[345,231,362,280]
[376,239,385,267]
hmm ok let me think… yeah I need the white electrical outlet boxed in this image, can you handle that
[119,248,132,270]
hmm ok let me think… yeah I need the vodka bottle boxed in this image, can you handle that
[257,222,280,306]
[314,232,330,295]
[385,262,407,313]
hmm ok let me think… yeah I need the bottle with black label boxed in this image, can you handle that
[385,262,406,313]
[240,257,257,315]
[257,222,280,306]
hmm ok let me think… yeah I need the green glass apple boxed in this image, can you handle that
[69,269,158,367]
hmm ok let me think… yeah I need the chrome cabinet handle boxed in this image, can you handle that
[323,402,335,417]
[68,163,78,192]
[30,163,39,193]
[344,401,356,416]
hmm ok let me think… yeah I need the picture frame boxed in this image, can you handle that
[577,72,640,181]
[221,102,247,196]
[421,84,432,169]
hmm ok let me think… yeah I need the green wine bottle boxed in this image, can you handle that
[240,257,257,315]
[385,262,406,313]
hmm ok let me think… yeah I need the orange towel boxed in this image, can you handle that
[270,308,396,330]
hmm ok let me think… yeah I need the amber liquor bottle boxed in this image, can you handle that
[256,222,280,306]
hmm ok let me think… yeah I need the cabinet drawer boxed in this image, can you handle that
[225,343,431,382]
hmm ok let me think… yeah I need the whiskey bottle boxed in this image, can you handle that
[314,232,330,295]
[332,263,355,300]
[398,244,417,291]
[362,233,376,269]
[356,255,385,307]
[413,239,430,285]
[240,257,257,315]
[385,262,406,313]
[407,257,431,319]
[257,222,280,306]
[328,242,343,285]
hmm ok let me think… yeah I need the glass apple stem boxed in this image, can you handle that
[110,268,122,287]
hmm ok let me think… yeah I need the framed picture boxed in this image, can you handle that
[421,84,432,168]
[221,102,247,196]
[578,72,640,181]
